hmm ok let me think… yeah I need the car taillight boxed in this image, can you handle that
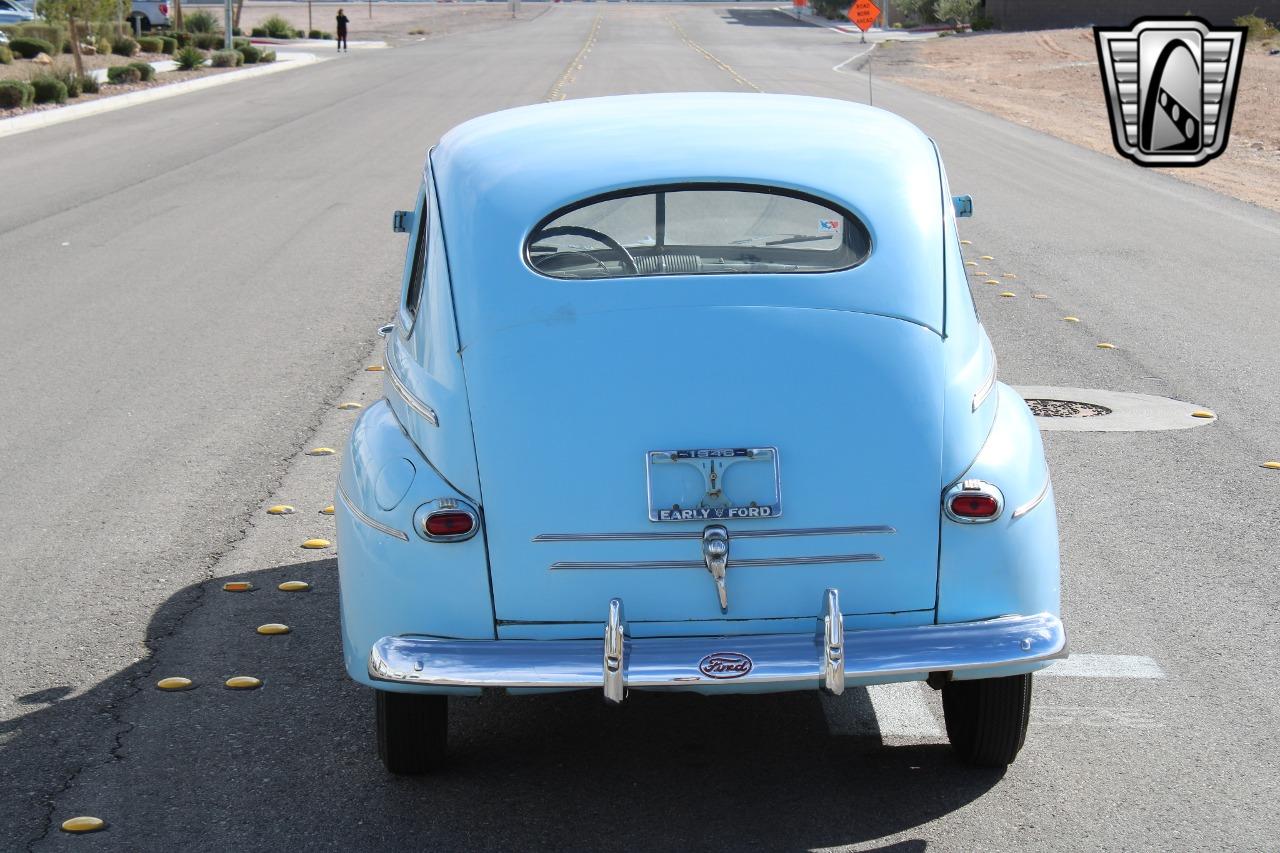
[943,479,1004,523]
[425,512,474,537]
[159,2,168,13]
[414,498,480,542]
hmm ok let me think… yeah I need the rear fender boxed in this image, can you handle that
[337,399,495,690]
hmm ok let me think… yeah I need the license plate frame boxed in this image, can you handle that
[645,446,781,523]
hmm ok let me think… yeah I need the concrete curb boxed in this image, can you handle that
[0,53,326,140]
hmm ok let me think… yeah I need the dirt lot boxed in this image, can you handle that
[876,28,1280,212]
[226,0,546,44]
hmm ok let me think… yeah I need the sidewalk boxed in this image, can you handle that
[774,7,941,40]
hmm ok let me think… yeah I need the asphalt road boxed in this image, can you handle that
[2,4,1279,850]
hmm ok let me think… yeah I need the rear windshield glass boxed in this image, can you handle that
[526,185,871,279]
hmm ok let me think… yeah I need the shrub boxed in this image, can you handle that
[111,36,139,56]
[13,22,66,54]
[8,36,56,59]
[259,49,276,63]
[136,36,163,53]
[970,12,997,30]
[193,33,223,50]
[105,64,141,84]
[237,44,261,63]
[0,45,12,65]
[171,31,194,47]
[78,74,99,94]
[935,0,979,26]
[185,10,220,33]
[233,26,242,36]
[29,75,68,104]
[322,31,332,39]
[260,14,293,38]
[0,79,34,109]
[158,35,177,53]
[47,64,83,97]
[308,29,321,39]
[232,36,250,49]
[174,45,205,70]
[250,27,266,37]
[894,0,933,26]
[294,29,305,38]
[96,36,111,54]
[210,48,241,67]
[1234,14,1278,40]
[128,61,155,81]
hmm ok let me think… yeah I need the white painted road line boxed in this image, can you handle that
[822,682,944,738]
[832,45,877,74]
[1042,654,1166,679]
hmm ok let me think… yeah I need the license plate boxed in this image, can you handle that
[646,447,781,522]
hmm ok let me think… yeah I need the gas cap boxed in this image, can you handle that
[374,458,416,511]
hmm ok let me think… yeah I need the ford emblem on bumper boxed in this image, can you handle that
[698,652,754,679]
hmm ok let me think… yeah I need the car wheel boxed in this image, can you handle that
[375,689,447,775]
[127,13,150,32]
[941,673,1032,767]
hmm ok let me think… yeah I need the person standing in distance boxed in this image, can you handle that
[336,8,349,52]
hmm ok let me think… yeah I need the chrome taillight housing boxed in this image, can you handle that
[414,498,480,542]
[944,479,1004,523]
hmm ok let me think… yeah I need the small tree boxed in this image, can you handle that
[37,0,123,76]
[895,0,934,26]
[935,0,979,27]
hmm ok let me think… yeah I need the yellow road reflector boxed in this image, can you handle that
[1191,410,1215,418]
[278,580,311,592]
[61,816,105,833]
[257,623,291,635]
[337,402,363,411]
[307,448,335,456]
[980,255,994,260]
[1063,316,1080,323]
[971,270,989,276]
[266,505,295,516]
[365,365,385,372]
[1002,273,1017,279]
[301,538,331,549]
[156,677,193,691]
[960,239,972,245]
[964,261,978,267]
[1096,343,1116,349]
[984,279,1000,285]
[320,505,335,515]
[1033,293,1050,299]
[225,676,262,690]
[1000,292,1016,298]
[1262,461,1280,470]
[222,581,253,592]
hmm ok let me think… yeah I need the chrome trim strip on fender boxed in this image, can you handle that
[367,610,1068,696]
[1011,474,1051,519]
[971,354,997,412]
[385,343,439,427]
[549,554,883,570]
[337,480,410,542]
[533,525,895,543]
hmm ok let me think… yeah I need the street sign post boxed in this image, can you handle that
[847,0,880,43]
[793,0,806,22]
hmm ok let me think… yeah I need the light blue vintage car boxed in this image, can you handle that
[337,93,1067,774]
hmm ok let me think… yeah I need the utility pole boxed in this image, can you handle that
[224,0,232,49]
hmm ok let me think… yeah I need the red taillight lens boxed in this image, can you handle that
[159,2,168,13]
[949,494,999,518]
[424,511,475,538]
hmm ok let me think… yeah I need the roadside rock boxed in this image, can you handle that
[33,52,53,64]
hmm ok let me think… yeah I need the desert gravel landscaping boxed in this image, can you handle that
[877,27,1280,212]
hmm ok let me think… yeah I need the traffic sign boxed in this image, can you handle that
[847,0,880,32]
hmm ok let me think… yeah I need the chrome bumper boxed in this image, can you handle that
[368,590,1067,703]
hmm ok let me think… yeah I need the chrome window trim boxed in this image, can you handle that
[943,479,1005,524]
[1011,474,1051,519]
[971,353,996,412]
[549,553,882,570]
[533,525,895,543]
[337,480,410,542]
[385,342,439,427]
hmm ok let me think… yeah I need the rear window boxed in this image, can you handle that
[525,185,871,280]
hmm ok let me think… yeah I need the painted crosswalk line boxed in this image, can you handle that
[1041,654,1165,679]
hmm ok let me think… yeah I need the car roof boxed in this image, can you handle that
[431,94,948,339]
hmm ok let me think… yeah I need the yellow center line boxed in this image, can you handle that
[667,15,761,93]
[546,11,604,102]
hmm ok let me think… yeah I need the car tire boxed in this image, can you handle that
[127,13,150,32]
[941,673,1032,767]
[375,689,447,775]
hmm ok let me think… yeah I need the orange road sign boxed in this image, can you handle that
[847,0,880,32]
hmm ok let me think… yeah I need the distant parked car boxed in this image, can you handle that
[0,0,36,25]
[125,0,170,31]
[339,93,1067,776]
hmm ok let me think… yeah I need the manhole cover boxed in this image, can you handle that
[1025,398,1113,418]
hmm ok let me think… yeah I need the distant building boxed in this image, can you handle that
[979,0,1280,29]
